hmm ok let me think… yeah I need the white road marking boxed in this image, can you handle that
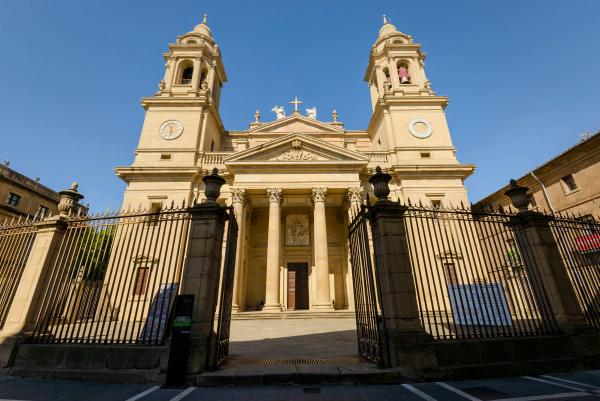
[541,374,600,390]
[125,386,160,401]
[493,392,591,401]
[168,387,196,401]
[435,382,482,401]
[523,376,587,392]
[401,384,438,401]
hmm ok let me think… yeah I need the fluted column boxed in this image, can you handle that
[263,188,282,311]
[312,188,332,309]
[231,188,247,312]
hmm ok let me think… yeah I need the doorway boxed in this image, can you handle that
[287,263,309,310]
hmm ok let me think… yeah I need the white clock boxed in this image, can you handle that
[159,120,184,140]
[408,118,433,139]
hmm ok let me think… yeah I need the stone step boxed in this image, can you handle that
[230,310,355,320]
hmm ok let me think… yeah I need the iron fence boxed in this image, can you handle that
[402,204,559,340]
[550,213,600,329]
[348,204,386,365]
[208,206,238,369]
[0,218,37,328]
[30,205,190,345]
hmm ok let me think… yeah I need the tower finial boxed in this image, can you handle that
[382,15,389,25]
[202,14,207,24]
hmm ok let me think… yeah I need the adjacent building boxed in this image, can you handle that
[475,132,600,220]
[0,162,60,221]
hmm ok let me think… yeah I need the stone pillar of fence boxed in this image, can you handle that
[505,180,590,334]
[367,167,437,373]
[180,169,228,375]
[0,183,83,367]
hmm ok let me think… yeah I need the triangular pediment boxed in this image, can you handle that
[223,134,369,165]
[249,114,344,134]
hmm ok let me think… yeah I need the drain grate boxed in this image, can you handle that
[226,356,365,366]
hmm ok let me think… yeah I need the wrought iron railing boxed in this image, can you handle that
[348,204,386,365]
[402,204,559,339]
[550,213,600,329]
[30,205,191,345]
[0,218,37,328]
[208,206,238,369]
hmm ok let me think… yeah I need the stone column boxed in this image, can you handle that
[509,212,590,333]
[312,188,332,309]
[181,202,228,373]
[263,188,282,311]
[230,188,247,312]
[0,183,83,367]
[388,58,401,90]
[375,66,386,97]
[191,57,202,91]
[367,168,435,371]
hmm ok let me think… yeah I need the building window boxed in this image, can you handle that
[36,205,49,220]
[133,266,150,296]
[210,140,215,152]
[431,199,442,210]
[443,262,459,285]
[6,192,21,207]
[527,193,537,208]
[561,174,578,193]
[420,152,431,158]
[180,67,193,84]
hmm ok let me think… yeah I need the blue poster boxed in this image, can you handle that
[140,283,179,342]
[448,283,512,326]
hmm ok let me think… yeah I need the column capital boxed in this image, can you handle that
[266,188,282,204]
[346,187,363,205]
[311,187,327,204]
[230,187,247,205]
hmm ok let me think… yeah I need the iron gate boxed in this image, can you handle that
[348,204,387,366]
[208,206,238,369]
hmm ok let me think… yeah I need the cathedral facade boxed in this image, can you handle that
[115,16,475,312]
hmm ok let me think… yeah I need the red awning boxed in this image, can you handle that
[576,233,600,252]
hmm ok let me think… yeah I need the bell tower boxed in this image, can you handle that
[364,16,475,205]
[115,15,228,208]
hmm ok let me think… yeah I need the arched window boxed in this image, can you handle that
[382,68,392,91]
[186,40,197,44]
[180,65,193,85]
[397,61,411,84]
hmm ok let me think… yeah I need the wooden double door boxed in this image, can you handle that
[287,263,309,310]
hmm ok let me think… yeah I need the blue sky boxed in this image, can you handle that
[1,1,599,211]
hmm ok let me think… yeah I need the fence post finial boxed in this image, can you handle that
[505,179,529,213]
[202,168,226,203]
[57,181,84,217]
[369,166,392,202]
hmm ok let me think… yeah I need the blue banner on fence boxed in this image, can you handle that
[140,283,179,342]
[448,283,512,326]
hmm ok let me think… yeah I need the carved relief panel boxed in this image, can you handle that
[285,214,310,246]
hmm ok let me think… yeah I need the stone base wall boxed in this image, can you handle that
[428,333,600,381]
[7,344,168,385]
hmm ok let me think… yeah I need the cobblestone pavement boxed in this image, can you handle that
[4,370,600,400]
[229,317,357,359]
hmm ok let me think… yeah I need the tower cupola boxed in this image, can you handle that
[155,15,227,109]
[365,15,433,109]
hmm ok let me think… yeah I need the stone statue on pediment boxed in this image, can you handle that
[271,105,286,120]
[306,107,317,120]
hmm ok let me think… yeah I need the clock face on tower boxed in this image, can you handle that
[159,120,184,140]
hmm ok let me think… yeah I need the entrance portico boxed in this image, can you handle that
[229,186,359,312]
[223,133,370,312]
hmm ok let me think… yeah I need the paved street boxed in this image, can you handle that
[4,370,600,400]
